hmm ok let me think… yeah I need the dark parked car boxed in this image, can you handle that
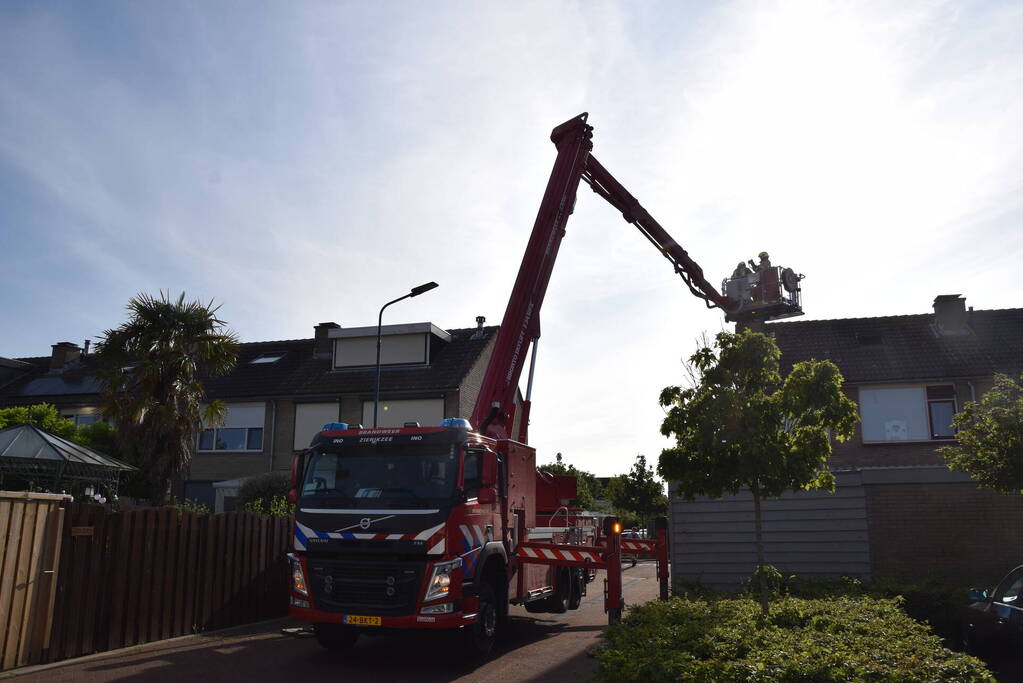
[961,564,1023,658]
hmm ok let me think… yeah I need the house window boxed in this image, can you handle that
[859,385,956,442]
[197,402,265,452]
[361,398,444,429]
[197,427,263,451]
[249,353,285,364]
[927,385,956,439]
[60,407,102,426]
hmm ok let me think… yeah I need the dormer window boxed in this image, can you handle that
[330,323,451,369]
[250,353,285,364]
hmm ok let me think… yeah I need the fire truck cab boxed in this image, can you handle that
[288,419,587,654]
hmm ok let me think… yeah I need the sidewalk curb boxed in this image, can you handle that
[0,617,288,680]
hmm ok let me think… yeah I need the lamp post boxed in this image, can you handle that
[374,281,439,427]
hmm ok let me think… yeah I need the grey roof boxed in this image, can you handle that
[767,307,1023,384]
[0,423,136,471]
[0,325,498,404]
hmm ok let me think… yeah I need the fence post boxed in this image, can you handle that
[655,516,669,601]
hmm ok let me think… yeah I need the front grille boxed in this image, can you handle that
[307,558,425,616]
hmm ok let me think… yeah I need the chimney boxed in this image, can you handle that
[933,295,969,335]
[83,339,91,356]
[50,342,81,371]
[471,316,486,340]
[314,322,340,360]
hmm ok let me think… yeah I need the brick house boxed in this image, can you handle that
[0,318,507,509]
[669,295,1023,587]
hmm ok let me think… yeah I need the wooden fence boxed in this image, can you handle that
[0,492,66,671]
[44,504,290,664]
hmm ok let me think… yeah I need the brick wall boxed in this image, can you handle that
[340,396,362,425]
[187,452,267,482]
[865,481,1023,585]
[831,439,944,468]
[271,399,295,472]
[459,333,497,419]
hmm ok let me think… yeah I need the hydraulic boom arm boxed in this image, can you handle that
[470,113,739,442]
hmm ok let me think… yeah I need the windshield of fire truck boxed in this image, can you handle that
[300,443,458,506]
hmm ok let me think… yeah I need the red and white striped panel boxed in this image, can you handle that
[621,540,658,552]
[517,545,601,564]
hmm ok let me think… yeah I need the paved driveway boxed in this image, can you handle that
[5,563,660,683]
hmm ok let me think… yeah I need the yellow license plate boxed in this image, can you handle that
[344,615,381,626]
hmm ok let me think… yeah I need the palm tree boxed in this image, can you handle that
[96,292,239,505]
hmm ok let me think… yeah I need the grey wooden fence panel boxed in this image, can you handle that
[669,472,871,588]
[674,540,869,554]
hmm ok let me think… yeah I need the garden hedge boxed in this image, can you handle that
[596,595,993,682]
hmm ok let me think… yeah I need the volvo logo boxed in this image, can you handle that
[333,514,397,534]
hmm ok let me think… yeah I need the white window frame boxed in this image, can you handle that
[197,402,265,453]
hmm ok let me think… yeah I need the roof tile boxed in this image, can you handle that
[767,308,1023,383]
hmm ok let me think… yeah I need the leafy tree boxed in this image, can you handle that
[940,373,1023,493]
[75,420,119,455]
[539,452,606,511]
[96,292,238,505]
[0,403,78,440]
[658,330,858,615]
[605,455,667,528]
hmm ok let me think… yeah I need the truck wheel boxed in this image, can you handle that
[549,568,570,613]
[465,582,498,657]
[568,569,584,610]
[314,623,359,652]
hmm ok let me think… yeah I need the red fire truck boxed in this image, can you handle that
[286,113,803,655]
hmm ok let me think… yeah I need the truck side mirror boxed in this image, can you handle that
[481,451,498,487]
[288,452,306,504]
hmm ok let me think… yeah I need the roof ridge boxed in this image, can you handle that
[768,307,1023,326]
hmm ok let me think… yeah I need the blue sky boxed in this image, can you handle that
[2,1,1021,475]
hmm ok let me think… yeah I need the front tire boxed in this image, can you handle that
[314,623,359,652]
[465,582,499,657]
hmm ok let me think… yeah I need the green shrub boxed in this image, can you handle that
[596,596,993,682]
[772,575,971,645]
[243,495,295,517]
[868,577,972,646]
[237,474,290,510]
[167,497,211,516]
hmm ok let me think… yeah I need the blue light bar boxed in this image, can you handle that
[440,418,472,429]
[322,422,349,431]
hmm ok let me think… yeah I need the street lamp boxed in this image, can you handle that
[374,281,439,427]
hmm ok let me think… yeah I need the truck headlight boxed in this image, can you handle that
[424,558,461,602]
[288,553,308,596]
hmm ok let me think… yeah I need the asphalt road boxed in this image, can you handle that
[5,563,661,683]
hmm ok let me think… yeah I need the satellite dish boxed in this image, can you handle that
[782,268,799,293]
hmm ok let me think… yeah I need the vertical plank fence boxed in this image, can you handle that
[43,503,290,665]
[0,492,66,672]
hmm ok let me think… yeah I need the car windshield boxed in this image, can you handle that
[301,443,458,507]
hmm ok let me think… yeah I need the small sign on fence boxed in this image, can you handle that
[71,526,94,537]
